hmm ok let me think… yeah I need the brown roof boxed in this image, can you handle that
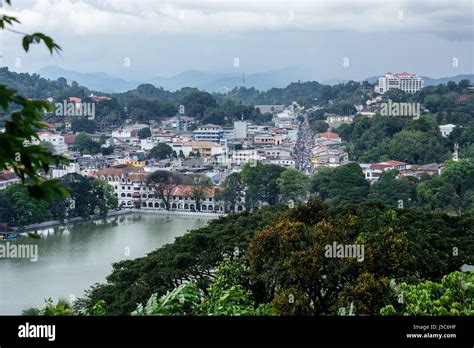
[0,171,17,181]
[95,165,144,177]
[184,141,221,148]
[168,185,217,197]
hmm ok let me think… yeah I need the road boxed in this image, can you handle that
[295,113,314,174]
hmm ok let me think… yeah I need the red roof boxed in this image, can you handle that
[68,97,82,103]
[318,132,340,139]
[395,72,413,78]
[380,160,406,166]
[64,134,77,144]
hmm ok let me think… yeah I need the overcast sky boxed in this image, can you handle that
[1,0,473,81]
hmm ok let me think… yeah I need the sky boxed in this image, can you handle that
[0,0,473,81]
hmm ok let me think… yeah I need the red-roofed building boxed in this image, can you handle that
[375,72,424,94]
[93,167,237,213]
[318,132,340,139]
[0,171,19,190]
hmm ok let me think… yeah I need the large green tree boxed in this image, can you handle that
[149,143,173,160]
[311,163,369,207]
[241,162,285,208]
[277,168,310,204]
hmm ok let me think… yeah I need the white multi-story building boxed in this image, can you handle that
[231,149,263,165]
[34,132,68,154]
[94,166,244,212]
[111,124,149,142]
[51,163,81,178]
[193,124,223,143]
[375,72,424,94]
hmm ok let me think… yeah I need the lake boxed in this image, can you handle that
[0,214,209,315]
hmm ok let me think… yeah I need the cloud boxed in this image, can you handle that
[3,0,473,39]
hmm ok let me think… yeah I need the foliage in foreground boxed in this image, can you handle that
[74,199,473,316]
[132,255,275,316]
[381,271,473,316]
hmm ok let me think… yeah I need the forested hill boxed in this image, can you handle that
[1,66,369,106]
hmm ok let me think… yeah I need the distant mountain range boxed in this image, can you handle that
[37,65,473,94]
[37,66,309,93]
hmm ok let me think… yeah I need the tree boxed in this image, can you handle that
[368,170,416,208]
[92,179,119,215]
[137,127,151,139]
[71,118,96,133]
[277,168,310,204]
[381,271,474,316]
[241,162,285,209]
[310,120,329,133]
[0,2,67,200]
[149,143,173,160]
[101,146,113,156]
[55,174,115,219]
[417,160,474,214]
[0,184,53,226]
[217,172,245,212]
[312,163,369,207]
[181,91,218,118]
[132,255,274,316]
[186,174,213,212]
[147,170,183,210]
[80,205,282,315]
[73,133,101,154]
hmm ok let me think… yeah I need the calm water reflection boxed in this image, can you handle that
[0,214,209,314]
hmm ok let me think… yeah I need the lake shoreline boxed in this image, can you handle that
[12,209,225,234]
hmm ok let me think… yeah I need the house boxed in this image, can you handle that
[172,141,223,158]
[325,113,355,128]
[111,124,149,142]
[0,171,19,189]
[254,135,283,146]
[231,149,263,165]
[439,124,456,138]
[268,157,296,168]
[262,147,293,159]
[34,132,68,154]
[361,160,408,181]
[317,132,342,143]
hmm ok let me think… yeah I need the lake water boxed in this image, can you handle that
[0,214,209,315]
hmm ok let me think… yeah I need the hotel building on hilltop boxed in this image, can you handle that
[375,72,424,94]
